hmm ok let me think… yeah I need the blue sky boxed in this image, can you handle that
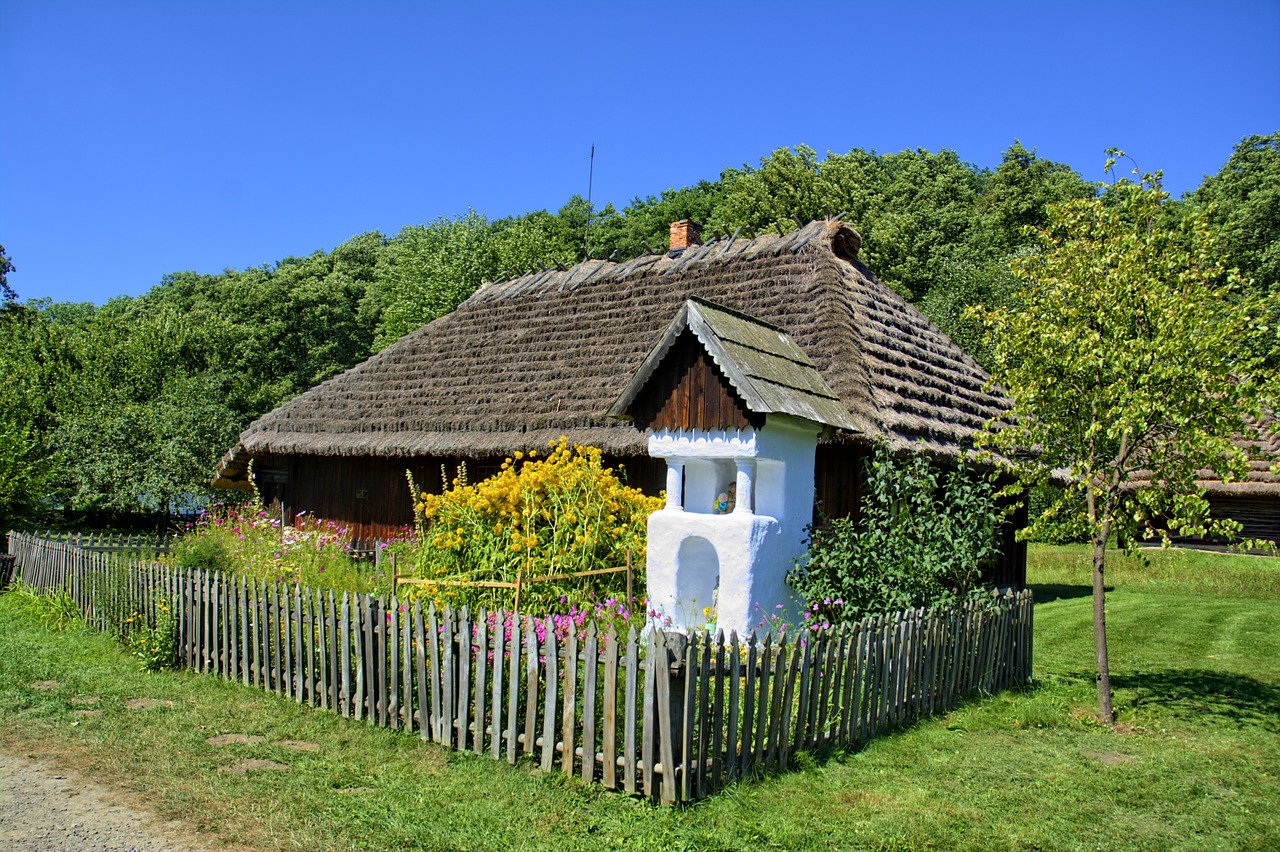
[2,1,1277,305]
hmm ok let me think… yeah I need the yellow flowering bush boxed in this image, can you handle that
[409,438,662,611]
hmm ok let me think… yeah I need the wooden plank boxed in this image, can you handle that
[641,634,656,799]
[739,632,756,780]
[522,616,539,759]
[474,611,488,755]
[300,588,312,703]
[211,573,221,677]
[256,581,267,690]
[429,604,443,743]
[726,631,740,784]
[184,570,194,670]
[415,602,428,739]
[822,627,843,752]
[202,570,212,673]
[273,582,285,696]
[696,631,710,799]
[262,580,273,692]
[486,611,501,757]
[778,637,801,771]
[377,597,389,728]
[402,600,413,730]
[224,570,234,675]
[877,615,894,734]
[228,576,240,684]
[327,592,339,712]
[680,635,696,803]
[920,611,935,714]
[894,612,910,724]
[654,632,677,806]
[624,626,639,796]
[506,612,521,765]
[388,597,400,727]
[766,635,787,769]
[868,616,884,736]
[842,623,861,747]
[312,590,326,709]
[581,622,598,784]
[710,630,725,793]
[354,596,369,721]
[602,626,618,789]
[339,592,352,718]
[282,587,294,700]
[249,578,260,689]
[457,608,472,750]
[945,605,959,703]
[441,608,455,749]
[753,634,771,772]
[793,632,813,753]
[540,620,558,773]
[561,622,578,777]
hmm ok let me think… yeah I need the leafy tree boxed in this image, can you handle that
[54,302,242,513]
[366,210,580,350]
[968,161,1279,724]
[709,145,827,237]
[0,245,15,303]
[584,182,722,261]
[1192,132,1280,300]
[707,142,1091,303]
[915,258,1022,373]
[978,141,1095,256]
[367,212,508,349]
[789,443,1002,623]
[0,303,81,529]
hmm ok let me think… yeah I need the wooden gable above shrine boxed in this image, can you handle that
[608,298,858,435]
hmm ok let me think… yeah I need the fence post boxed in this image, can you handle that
[653,630,687,805]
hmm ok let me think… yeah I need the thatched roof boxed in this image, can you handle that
[1129,412,1280,498]
[215,220,1007,484]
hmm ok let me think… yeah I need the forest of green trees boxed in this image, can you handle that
[2,133,1277,530]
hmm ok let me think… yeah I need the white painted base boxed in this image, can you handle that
[645,508,801,637]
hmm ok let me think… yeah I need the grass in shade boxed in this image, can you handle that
[1,543,1277,850]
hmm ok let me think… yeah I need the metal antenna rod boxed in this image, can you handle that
[584,143,595,258]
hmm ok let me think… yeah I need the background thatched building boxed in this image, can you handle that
[1137,412,1280,547]
[214,219,1026,583]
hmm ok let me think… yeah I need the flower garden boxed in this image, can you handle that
[172,439,671,642]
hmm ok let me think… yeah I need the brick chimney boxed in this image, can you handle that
[669,220,702,253]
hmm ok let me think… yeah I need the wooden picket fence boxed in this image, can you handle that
[27,529,172,555]
[7,531,1032,805]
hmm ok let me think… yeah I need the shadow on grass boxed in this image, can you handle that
[1111,668,1280,731]
[1027,584,1105,604]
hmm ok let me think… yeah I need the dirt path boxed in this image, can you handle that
[0,753,210,851]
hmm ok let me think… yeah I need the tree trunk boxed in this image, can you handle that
[1092,534,1115,724]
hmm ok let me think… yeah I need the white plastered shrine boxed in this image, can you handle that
[644,418,820,636]
[606,298,857,638]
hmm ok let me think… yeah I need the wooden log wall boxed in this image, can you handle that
[8,532,1034,806]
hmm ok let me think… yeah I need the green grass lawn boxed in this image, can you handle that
[1,544,1277,851]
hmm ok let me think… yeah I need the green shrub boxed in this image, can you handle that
[409,439,662,612]
[171,533,233,573]
[127,597,178,671]
[2,582,83,632]
[789,443,1003,623]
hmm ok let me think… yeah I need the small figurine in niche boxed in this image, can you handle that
[713,482,738,514]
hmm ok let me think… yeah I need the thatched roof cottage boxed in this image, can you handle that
[214,219,1026,582]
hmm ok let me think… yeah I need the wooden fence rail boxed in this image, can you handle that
[7,531,1032,805]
